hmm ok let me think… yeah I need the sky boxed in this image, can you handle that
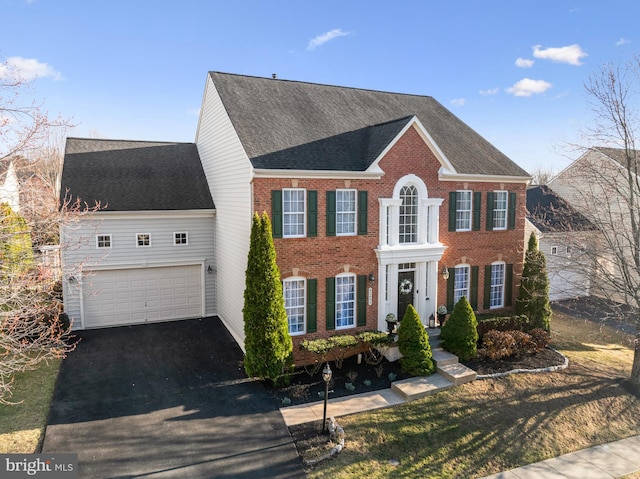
[2,0,640,175]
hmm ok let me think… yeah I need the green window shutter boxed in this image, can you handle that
[508,192,517,230]
[505,264,514,306]
[472,192,481,231]
[446,272,455,311]
[325,277,336,330]
[271,190,283,238]
[326,191,336,237]
[483,265,492,310]
[486,192,495,231]
[448,192,457,232]
[357,191,368,235]
[357,275,367,326]
[470,265,479,310]
[307,279,317,333]
[307,190,318,237]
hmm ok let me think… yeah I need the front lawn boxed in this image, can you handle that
[297,309,640,479]
[0,359,61,453]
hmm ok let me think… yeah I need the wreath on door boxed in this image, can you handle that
[399,279,413,295]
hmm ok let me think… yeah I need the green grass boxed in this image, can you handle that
[0,359,61,453]
[302,311,640,479]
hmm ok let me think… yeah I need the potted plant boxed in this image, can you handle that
[437,305,447,327]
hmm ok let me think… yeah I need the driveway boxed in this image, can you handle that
[42,317,306,479]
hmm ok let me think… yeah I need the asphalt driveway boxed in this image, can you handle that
[42,317,306,479]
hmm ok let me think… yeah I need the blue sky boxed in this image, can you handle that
[2,0,639,174]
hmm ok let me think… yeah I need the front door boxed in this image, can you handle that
[397,270,415,319]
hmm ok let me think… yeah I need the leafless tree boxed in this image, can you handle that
[551,54,640,384]
[0,58,90,403]
[530,167,555,186]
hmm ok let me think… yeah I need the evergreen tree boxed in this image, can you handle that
[0,202,34,280]
[516,233,552,331]
[397,304,435,376]
[440,296,478,361]
[243,212,292,384]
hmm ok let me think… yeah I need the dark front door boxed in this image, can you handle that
[397,270,415,319]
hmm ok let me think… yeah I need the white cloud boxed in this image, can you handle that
[450,98,466,107]
[616,38,630,46]
[0,56,63,81]
[515,57,534,68]
[506,78,552,97]
[532,44,587,66]
[479,87,499,96]
[307,29,352,50]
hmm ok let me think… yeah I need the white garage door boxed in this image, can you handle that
[83,265,203,328]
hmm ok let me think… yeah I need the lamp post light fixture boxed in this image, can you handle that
[322,362,332,432]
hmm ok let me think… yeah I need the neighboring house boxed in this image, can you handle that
[195,72,531,359]
[526,185,598,301]
[0,161,20,212]
[60,139,216,329]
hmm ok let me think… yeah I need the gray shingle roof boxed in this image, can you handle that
[211,72,530,177]
[593,147,640,168]
[61,138,214,211]
[526,185,596,233]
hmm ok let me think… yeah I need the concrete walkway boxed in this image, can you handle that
[280,385,640,479]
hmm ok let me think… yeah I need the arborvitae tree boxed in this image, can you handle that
[440,296,478,361]
[397,304,435,376]
[516,233,552,331]
[243,212,292,384]
[0,202,34,279]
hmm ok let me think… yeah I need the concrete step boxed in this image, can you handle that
[432,348,459,367]
[437,363,477,386]
[391,373,455,401]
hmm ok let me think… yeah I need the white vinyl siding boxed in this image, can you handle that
[194,75,254,350]
[493,191,508,230]
[336,189,356,235]
[456,190,472,231]
[136,233,151,247]
[61,212,216,328]
[174,232,188,245]
[96,234,111,249]
[283,278,305,335]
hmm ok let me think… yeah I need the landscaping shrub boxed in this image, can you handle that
[440,296,478,361]
[529,328,551,352]
[475,314,534,338]
[516,233,552,331]
[478,330,515,361]
[510,330,534,357]
[397,304,435,376]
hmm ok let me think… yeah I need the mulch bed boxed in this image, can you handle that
[462,347,567,375]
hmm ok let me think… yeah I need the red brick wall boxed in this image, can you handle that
[253,125,526,364]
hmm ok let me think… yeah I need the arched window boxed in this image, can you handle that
[399,185,418,243]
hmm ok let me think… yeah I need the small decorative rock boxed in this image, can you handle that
[303,416,345,466]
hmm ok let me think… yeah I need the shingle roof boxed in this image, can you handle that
[526,185,596,233]
[211,72,530,177]
[593,147,640,168]
[61,138,214,211]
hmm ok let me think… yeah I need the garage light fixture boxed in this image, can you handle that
[207,265,213,274]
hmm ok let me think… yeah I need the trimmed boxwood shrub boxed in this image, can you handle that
[478,328,550,361]
[397,305,435,376]
[475,314,536,339]
[440,296,478,361]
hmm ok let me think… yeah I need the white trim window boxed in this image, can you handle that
[96,234,112,249]
[283,188,306,238]
[493,191,508,230]
[336,189,356,235]
[454,264,470,304]
[551,246,558,255]
[136,233,151,247]
[399,185,418,243]
[283,278,306,335]
[336,274,355,329]
[174,232,188,246]
[490,262,505,309]
[456,190,472,231]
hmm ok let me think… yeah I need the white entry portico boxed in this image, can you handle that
[375,174,446,329]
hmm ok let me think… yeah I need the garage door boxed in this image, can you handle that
[83,265,203,328]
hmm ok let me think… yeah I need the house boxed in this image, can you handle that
[526,185,598,301]
[195,72,531,360]
[60,139,216,329]
[0,161,20,212]
[60,72,532,364]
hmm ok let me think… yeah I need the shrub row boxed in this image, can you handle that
[478,328,550,361]
[475,314,539,339]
